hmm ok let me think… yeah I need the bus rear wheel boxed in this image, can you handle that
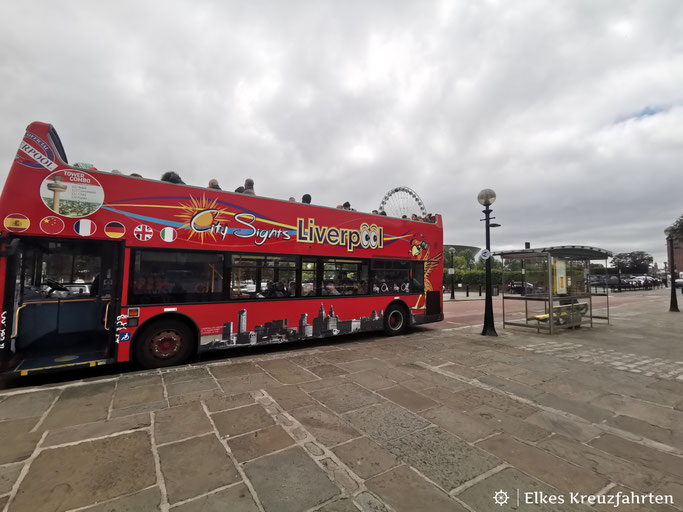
[134,319,195,369]
[384,304,409,336]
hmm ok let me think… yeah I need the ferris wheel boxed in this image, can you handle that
[378,186,427,218]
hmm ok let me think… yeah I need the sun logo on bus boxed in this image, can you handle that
[177,195,229,242]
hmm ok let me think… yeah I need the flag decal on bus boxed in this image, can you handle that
[160,227,177,242]
[74,219,96,236]
[134,224,153,241]
[3,213,30,232]
[104,221,126,239]
[40,216,65,235]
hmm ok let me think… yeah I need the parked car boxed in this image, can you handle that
[507,282,534,294]
[675,278,683,289]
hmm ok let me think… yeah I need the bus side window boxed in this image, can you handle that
[301,259,317,297]
[411,261,425,293]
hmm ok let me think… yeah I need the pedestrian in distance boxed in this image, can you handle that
[302,194,311,204]
[243,179,255,195]
[208,179,221,190]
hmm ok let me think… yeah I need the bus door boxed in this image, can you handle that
[6,237,123,375]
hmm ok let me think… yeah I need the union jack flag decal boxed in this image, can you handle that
[134,224,153,241]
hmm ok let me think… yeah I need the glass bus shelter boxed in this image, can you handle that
[495,246,612,334]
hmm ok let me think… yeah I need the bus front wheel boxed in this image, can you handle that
[134,319,195,369]
[384,304,409,336]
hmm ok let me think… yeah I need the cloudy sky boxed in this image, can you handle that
[1,1,682,265]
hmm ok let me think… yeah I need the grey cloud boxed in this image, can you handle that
[1,0,682,264]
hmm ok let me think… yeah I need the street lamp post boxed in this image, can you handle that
[478,189,498,336]
[664,228,679,312]
[449,246,456,300]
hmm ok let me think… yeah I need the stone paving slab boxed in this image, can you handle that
[157,434,240,504]
[0,463,22,495]
[112,383,164,410]
[41,382,115,430]
[208,361,266,379]
[342,401,431,443]
[10,431,155,512]
[0,417,43,464]
[331,436,400,479]
[536,434,668,492]
[478,434,609,494]
[310,383,383,413]
[43,412,151,447]
[166,377,218,397]
[257,359,318,384]
[386,426,501,491]
[211,403,275,437]
[308,363,349,378]
[419,405,498,442]
[172,483,259,512]
[217,373,281,395]
[366,465,468,512]
[0,389,59,421]
[204,392,254,412]
[227,424,295,462]
[154,402,212,445]
[243,447,340,512]
[288,404,360,447]
[467,404,551,442]
[377,385,439,412]
[79,486,161,512]
[266,385,315,410]
[589,434,683,479]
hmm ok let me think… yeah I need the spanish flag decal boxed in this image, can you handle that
[4,213,30,233]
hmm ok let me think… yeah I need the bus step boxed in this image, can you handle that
[15,352,110,376]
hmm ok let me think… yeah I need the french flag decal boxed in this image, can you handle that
[74,219,96,236]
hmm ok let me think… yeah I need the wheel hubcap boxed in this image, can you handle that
[151,330,182,359]
[389,311,403,330]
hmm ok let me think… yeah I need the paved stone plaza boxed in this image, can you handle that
[0,290,681,511]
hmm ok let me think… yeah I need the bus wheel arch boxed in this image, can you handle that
[383,300,410,336]
[132,313,199,369]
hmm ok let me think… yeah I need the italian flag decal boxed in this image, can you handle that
[74,219,96,236]
[160,227,177,242]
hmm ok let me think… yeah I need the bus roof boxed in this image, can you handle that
[1,122,442,260]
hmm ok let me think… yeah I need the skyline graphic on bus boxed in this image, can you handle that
[200,303,386,351]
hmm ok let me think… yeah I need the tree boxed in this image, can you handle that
[459,249,474,269]
[668,214,683,237]
[611,251,653,274]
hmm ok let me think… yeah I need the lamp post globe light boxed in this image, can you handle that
[478,189,498,336]
[664,227,679,313]
[449,246,456,300]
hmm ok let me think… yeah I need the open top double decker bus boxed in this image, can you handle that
[0,122,443,375]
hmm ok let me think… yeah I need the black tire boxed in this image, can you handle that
[383,304,409,336]
[134,319,195,369]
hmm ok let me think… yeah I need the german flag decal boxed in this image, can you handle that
[104,221,126,239]
[4,213,30,233]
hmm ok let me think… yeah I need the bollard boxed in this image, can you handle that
[479,285,482,296]
[466,285,469,297]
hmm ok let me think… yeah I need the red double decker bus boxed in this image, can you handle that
[0,122,443,375]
